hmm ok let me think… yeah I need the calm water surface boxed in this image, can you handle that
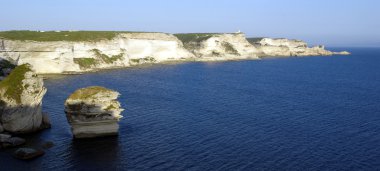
[1,48,380,170]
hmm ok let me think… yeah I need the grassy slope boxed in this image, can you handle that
[68,86,114,100]
[222,42,239,55]
[0,64,32,103]
[0,31,240,43]
[73,49,125,69]
[0,30,158,42]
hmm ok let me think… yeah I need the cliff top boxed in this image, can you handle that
[174,33,242,43]
[67,86,116,100]
[0,64,32,103]
[0,31,244,43]
[0,30,161,42]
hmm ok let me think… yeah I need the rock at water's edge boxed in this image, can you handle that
[13,148,45,160]
[0,133,11,142]
[1,137,26,148]
[0,64,49,133]
[64,86,124,138]
[0,134,26,148]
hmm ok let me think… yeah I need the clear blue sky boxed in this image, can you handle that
[1,0,379,46]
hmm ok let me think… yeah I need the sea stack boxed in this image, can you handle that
[0,64,49,133]
[64,86,124,138]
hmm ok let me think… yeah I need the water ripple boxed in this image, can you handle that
[1,48,380,170]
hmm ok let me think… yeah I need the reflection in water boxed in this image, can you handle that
[69,136,121,170]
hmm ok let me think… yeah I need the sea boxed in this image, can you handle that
[1,47,380,170]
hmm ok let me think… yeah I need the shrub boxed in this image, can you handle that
[74,58,96,69]
[222,42,239,55]
[0,30,159,42]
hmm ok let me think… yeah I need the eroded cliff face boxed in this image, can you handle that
[0,31,349,74]
[249,38,347,57]
[0,33,194,74]
[64,86,124,138]
[175,33,260,60]
[0,64,49,133]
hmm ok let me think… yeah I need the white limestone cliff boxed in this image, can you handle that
[0,33,194,74]
[175,33,260,61]
[0,64,49,133]
[249,38,349,57]
[64,86,124,138]
[0,31,350,74]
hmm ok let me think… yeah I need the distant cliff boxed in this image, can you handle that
[247,38,349,57]
[0,31,349,74]
[174,33,260,60]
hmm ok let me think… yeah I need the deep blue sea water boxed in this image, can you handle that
[1,48,380,170]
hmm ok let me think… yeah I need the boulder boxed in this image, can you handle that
[0,64,49,133]
[64,86,124,138]
[1,137,26,148]
[0,133,11,142]
[13,148,45,160]
[0,134,25,148]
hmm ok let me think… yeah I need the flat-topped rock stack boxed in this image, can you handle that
[64,86,124,138]
[0,64,50,134]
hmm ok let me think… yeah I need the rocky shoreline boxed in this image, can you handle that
[0,31,350,160]
[0,31,349,74]
[0,65,125,160]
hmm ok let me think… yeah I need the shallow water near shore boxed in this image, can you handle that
[1,47,380,170]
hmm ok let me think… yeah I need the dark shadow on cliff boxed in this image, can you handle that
[0,58,16,77]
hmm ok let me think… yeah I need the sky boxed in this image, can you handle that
[0,0,379,47]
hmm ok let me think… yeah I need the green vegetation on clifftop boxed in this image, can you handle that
[0,31,157,42]
[174,33,221,43]
[68,86,114,100]
[0,64,32,103]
